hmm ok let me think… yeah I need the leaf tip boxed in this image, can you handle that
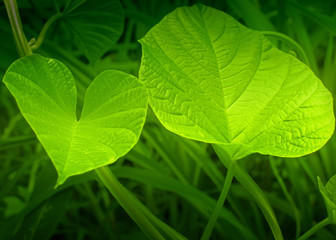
[55,175,68,189]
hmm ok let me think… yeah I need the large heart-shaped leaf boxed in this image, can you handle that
[57,0,125,62]
[3,54,148,185]
[318,175,336,222]
[139,4,334,160]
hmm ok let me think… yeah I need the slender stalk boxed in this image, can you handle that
[200,159,236,240]
[297,218,331,240]
[4,0,32,56]
[96,166,187,240]
[142,204,188,240]
[95,166,164,240]
[270,157,301,237]
[261,31,310,66]
[287,9,319,75]
[30,13,62,51]
[142,130,189,185]
[213,145,284,240]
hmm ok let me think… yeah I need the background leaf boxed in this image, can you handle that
[3,54,148,185]
[0,160,93,240]
[58,0,125,62]
[318,175,336,222]
[139,4,335,160]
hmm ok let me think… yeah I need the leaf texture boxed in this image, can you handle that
[139,4,334,160]
[3,54,148,185]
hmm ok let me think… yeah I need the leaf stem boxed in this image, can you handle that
[261,31,310,66]
[4,0,33,57]
[142,130,189,185]
[213,145,284,240]
[200,159,236,240]
[296,218,331,240]
[30,13,62,51]
[95,165,187,240]
[270,157,301,237]
[95,166,164,240]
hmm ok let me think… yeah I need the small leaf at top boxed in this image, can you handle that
[3,54,148,186]
[318,175,336,222]
[139,4,334,160]
[58,0,125,62]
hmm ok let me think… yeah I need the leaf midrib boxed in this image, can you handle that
[143,43,229,143]
[59,121,79,177]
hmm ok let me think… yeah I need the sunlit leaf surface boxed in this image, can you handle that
[139,4,334,160]
[3,54,148,185]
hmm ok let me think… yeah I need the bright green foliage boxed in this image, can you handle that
[3,54,148,186]
[318,175,336,223]
[139,4,335,160]
[57,0,125,62]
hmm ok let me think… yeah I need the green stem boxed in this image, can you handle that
[143,205,188,240]
[287,9,319,75]
[30,13,62,51]
[297,218,331,240]
[81,182,105,222]
[261,31,310,66]
[213,145,284,240]
[142,130,189,185]
[201,159,236,240]
[96,166,187,240]
[95,166,164,240]
[270,157,301,237]
[4,0,32,56]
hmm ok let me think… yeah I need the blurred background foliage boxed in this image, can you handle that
[0,0,336,239]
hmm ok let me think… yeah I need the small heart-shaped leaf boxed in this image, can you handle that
[318,175,336,222]
[3,54,148,185]
[139,4,334,160]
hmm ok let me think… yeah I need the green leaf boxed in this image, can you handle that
[3,196,26,218]
[0,136,36,151]
[3,54,148,186]
[58,0,125,62]
[10,189,72,240]
[288,0,336,36]
[318,175,336,222]
[139,4,335,160]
